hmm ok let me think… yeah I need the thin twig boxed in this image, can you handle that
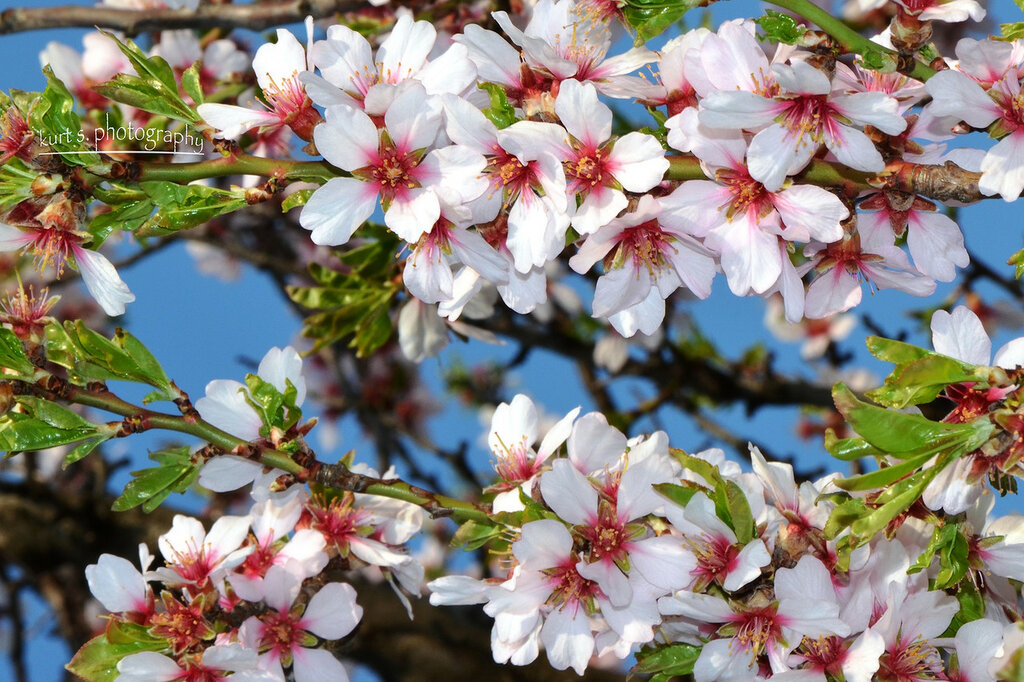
[0,0,362,36]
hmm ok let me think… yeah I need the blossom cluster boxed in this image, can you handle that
[184,0,1023,344]
[430,384,1024,679]
[74,302,1024,680]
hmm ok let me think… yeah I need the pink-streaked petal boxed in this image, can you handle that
[722,539,771,592]
[540,607,593,675]
[300,177,378,246]
[539,459,597,526]
[315,105,378,171]
[71,246,135,316]
[747,123,815,192]
[196,103,280,139]
[555,79,611,148]
[512,519,573,569]
[85,555,148,613]
[376,13,435,85]
[825,124,886,174]
[252,29,306,93]
[577,558,630,607]
[925,70,1002,128]
[699,91,783,130]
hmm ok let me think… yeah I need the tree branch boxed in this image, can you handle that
[0,0,362,36]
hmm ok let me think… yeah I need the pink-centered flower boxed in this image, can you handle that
[803,231,935,319]
[552,79,668,235]
[152,514,252,593]
[442,94,569,273]
[486,394,580,513]
[0,221,134,316]
[301,84,486,246]
[539,455,692,606]
[926,40,1024,200]
[700,59,906,191]
[302,13,476,114]
[659,556,850,679]
[569,194,715,337]
[239,567,362,682]
[663,108,845,297]
[197,21,320,142]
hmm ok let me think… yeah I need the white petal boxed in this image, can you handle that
[300,177,378,246]
[931,306,991,365]
[302,582,362,640]
[72,246,135,316]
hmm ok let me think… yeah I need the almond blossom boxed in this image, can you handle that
[569,194,715,337]
[0,221,135,317]
[662,108,846,297]
[238,568,362,682]
[658,556,851,679]
[441,94,569,273]
[195,346,306,495]
[551,79,668,235]
[925,39,1024,200]
[490,0,656,98]
[485,394,579,513]
[196,21,320,142]
[152,514,252,592]
[300,84,486,246]
[803,231,935,319]
[700,59,907,191]
[302,12,476,114]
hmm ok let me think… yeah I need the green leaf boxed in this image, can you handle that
[0,328,35,377]
[654,481,700,508]
[88,200,155,246]
[478,82,516,129]
[63,437,109,467]
[43,321,175,397]
[140,181,246,230]
[848,468,938,540]
[282,188,313,212]
[832,383,993,457]
[66,622,167,682]
[867,353,982,409]
[93,75,197,123]
[832,452,932,491]
[0,397,104,453]
[100,30,197,124]
[244,373,301,434]
[756,10,805,44]
[623,2,694,43]
[824,429,885,462]
[113,446,198,512]
[633,643,701,680]
[451,518,504,551]
[935,525,970,589]
[865,336,932,364]
[113,328,175,399]
[1008,244,1024,277]
[29,66,99,166]
[181,62,204,105]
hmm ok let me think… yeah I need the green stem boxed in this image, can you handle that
[363,481,493,525]
[58,381,304,475]
[134,154,338,183]
[766,0,936,81]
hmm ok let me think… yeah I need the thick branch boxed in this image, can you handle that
[0,0,361,36]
